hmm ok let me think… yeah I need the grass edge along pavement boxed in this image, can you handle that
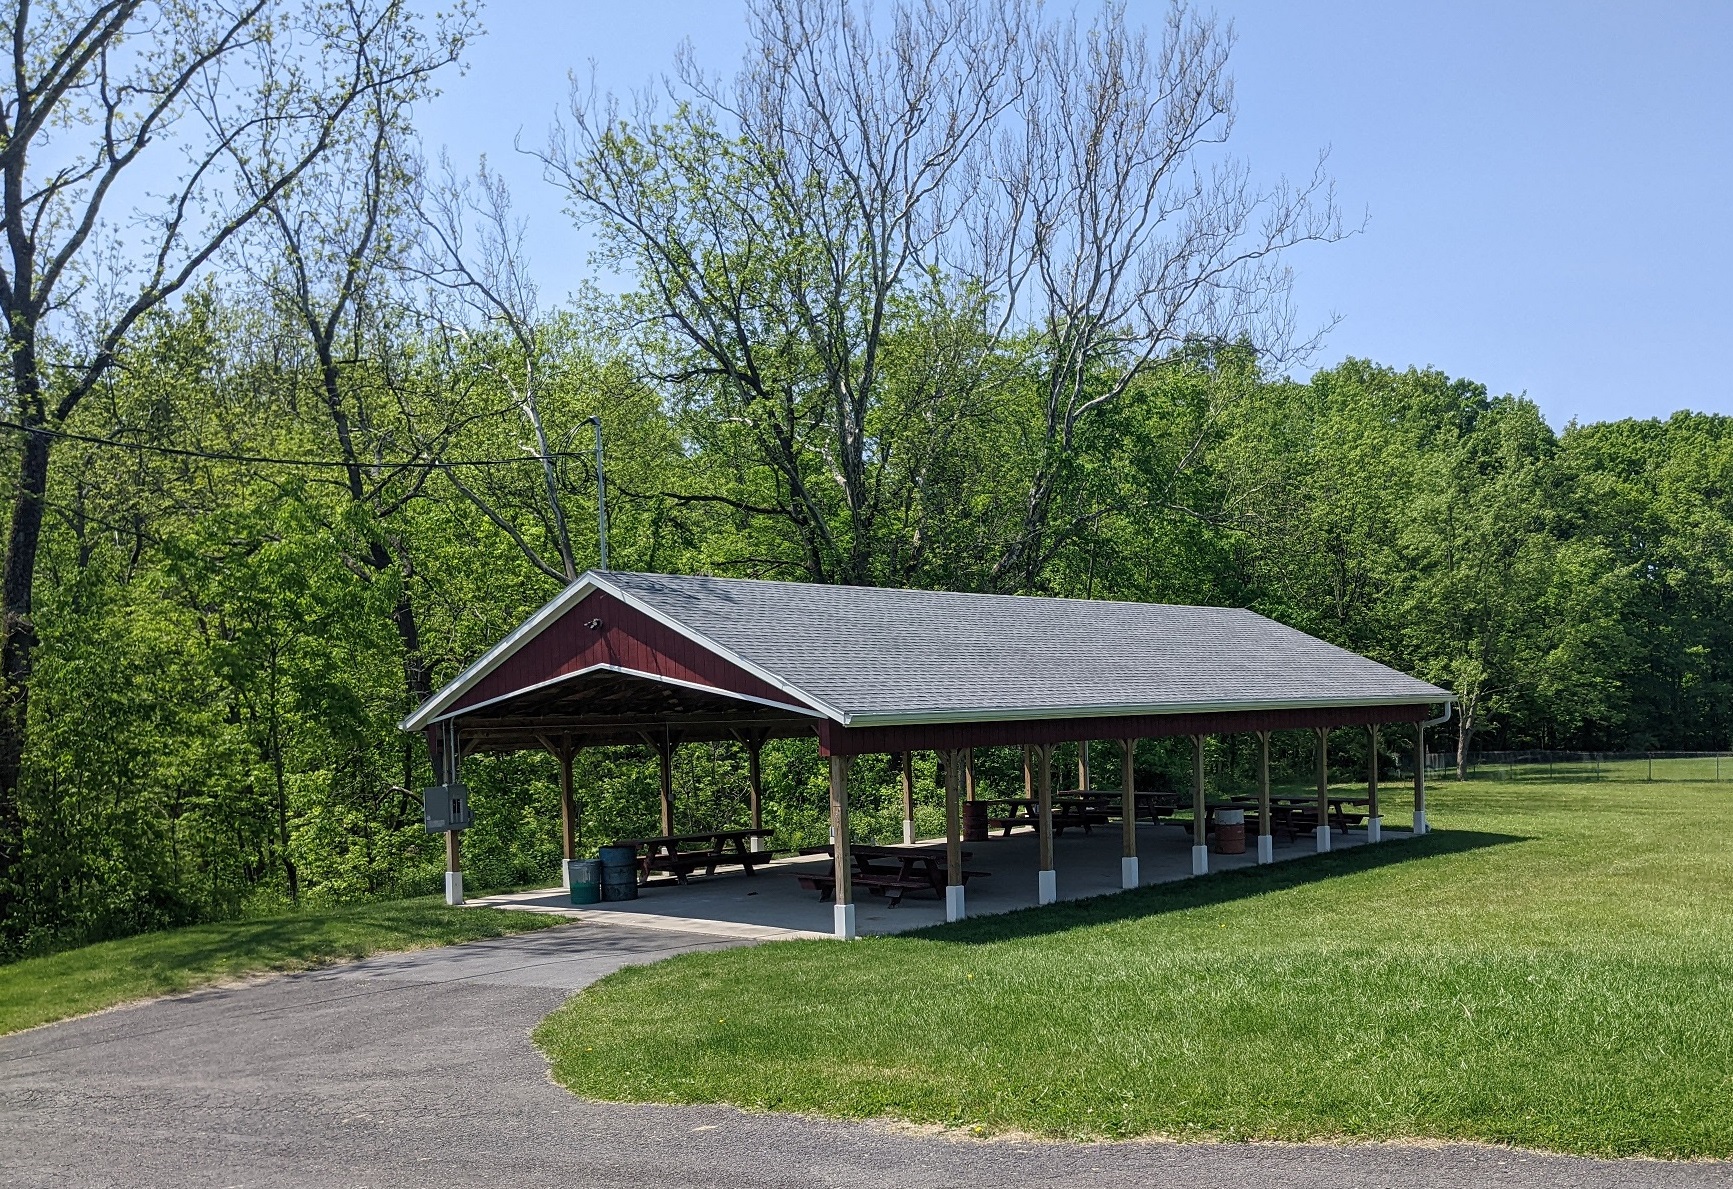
[536,778,1733,1160]
[0,896,559,1036]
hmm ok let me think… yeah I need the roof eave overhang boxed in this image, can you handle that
[835,691,1454,728]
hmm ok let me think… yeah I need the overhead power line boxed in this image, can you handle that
[0,418,589,471]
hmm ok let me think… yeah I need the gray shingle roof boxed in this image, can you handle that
[597,571,1449,726]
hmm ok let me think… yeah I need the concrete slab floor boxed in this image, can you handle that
[469,817,1416,940]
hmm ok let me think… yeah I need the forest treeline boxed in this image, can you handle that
[3,0,1727,953]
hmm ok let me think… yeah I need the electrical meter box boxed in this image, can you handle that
[422,783,474,833]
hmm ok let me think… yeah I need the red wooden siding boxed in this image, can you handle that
[444,589,808,719]
[818,702,1432,757]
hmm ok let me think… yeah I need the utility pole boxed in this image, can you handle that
[586,415,609,571]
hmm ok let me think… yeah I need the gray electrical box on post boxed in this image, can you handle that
[422,784,474,833]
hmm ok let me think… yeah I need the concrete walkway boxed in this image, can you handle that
[1,921,1724,1188]
[473,818,1387,939]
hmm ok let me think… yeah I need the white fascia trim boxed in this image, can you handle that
[400,576,604,732]
[591,578,844,723]
[839,694,1456,729]
[426,662,823,725]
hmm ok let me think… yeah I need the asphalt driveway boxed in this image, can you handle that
[0,922,1724,1188]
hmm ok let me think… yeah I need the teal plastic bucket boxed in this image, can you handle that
[569,881,601,905]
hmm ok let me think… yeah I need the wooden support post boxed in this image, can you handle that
[747,734,765,850]
[1256,730,1273,864]
[830,754,855,939]
[658,738,675,838]
[1367,724,1382,842]
[901,750,916,845]
[1414,723,1429,834]
[1315,727,1332,853]
[1036,742,1056,904]
[1120,738,1138,889]
[444,828,463,905]
[944,749,965,922]
[1190,734,1208,875]
[1077,741,1090,792]
[964,748,976,802]
[1023,744,1033,800]
[559,739,577,860]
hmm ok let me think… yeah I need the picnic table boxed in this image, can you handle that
[1065,789,1179,826]
[977,790,1164,838]
[1267,794,1370,835]
[796,843,989,906]
[610,828,778,886]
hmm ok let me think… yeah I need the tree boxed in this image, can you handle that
[0,0,471,939]
[547,0,1031,585]
[546,0,1341,590]
[417,156,581,584]
[977,3,1344,590]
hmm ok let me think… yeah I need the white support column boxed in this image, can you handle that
[945,750,966,922]
[1315,727,1332,853]
[1037,744,1057,904]
[1413,723,1429,835]
[1190,734,1209,876]
[830,754,855,940]
[747,733,766,851]
[444,830,464,905]
[900,750,916,845]
[1256,730,1274,865]
[1366,723,1382,843]
[1121,737,1139,890]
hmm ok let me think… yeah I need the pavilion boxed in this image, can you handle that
[401,571,1454,938]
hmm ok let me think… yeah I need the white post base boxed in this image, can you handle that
[1256,834,1274,865]
[1121,856,1139,889]
[1413,810,1429,835]
[1037,868,1057,905]
[1315,825,1332,853]
[561,861,570,890]
[444,871,464,906]
[1191,844,1209,876]
[834,902,856,941]
[903,818,916,845]
[1367,814,1382,843]
[945,884,966,922]
[749,835,764,853]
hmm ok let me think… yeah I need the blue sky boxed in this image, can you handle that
[418,1,1732,428]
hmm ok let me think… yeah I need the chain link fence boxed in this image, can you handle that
[1429,751,1733,782]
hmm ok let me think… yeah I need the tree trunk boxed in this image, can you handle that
[0,330,54,937]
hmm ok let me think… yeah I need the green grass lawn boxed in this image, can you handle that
[536,778,1733,1157]
[0,896,559,1036]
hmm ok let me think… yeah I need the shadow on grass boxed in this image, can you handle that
[912,829,1528,945]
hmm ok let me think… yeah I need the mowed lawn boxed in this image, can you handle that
[537,778,1733,1157]
[0,897,557,1036]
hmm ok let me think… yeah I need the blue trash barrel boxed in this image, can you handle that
[598,845,639,902]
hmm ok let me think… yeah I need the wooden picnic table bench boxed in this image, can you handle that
[981,797,1101,836]
[978,793,1167,837]
[1064,789,1178,826]
[610,827,778,886]
[797,844,989,906]
[1268,794,1369,835]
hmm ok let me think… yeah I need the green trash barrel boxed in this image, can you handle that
[567,859,602,905]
